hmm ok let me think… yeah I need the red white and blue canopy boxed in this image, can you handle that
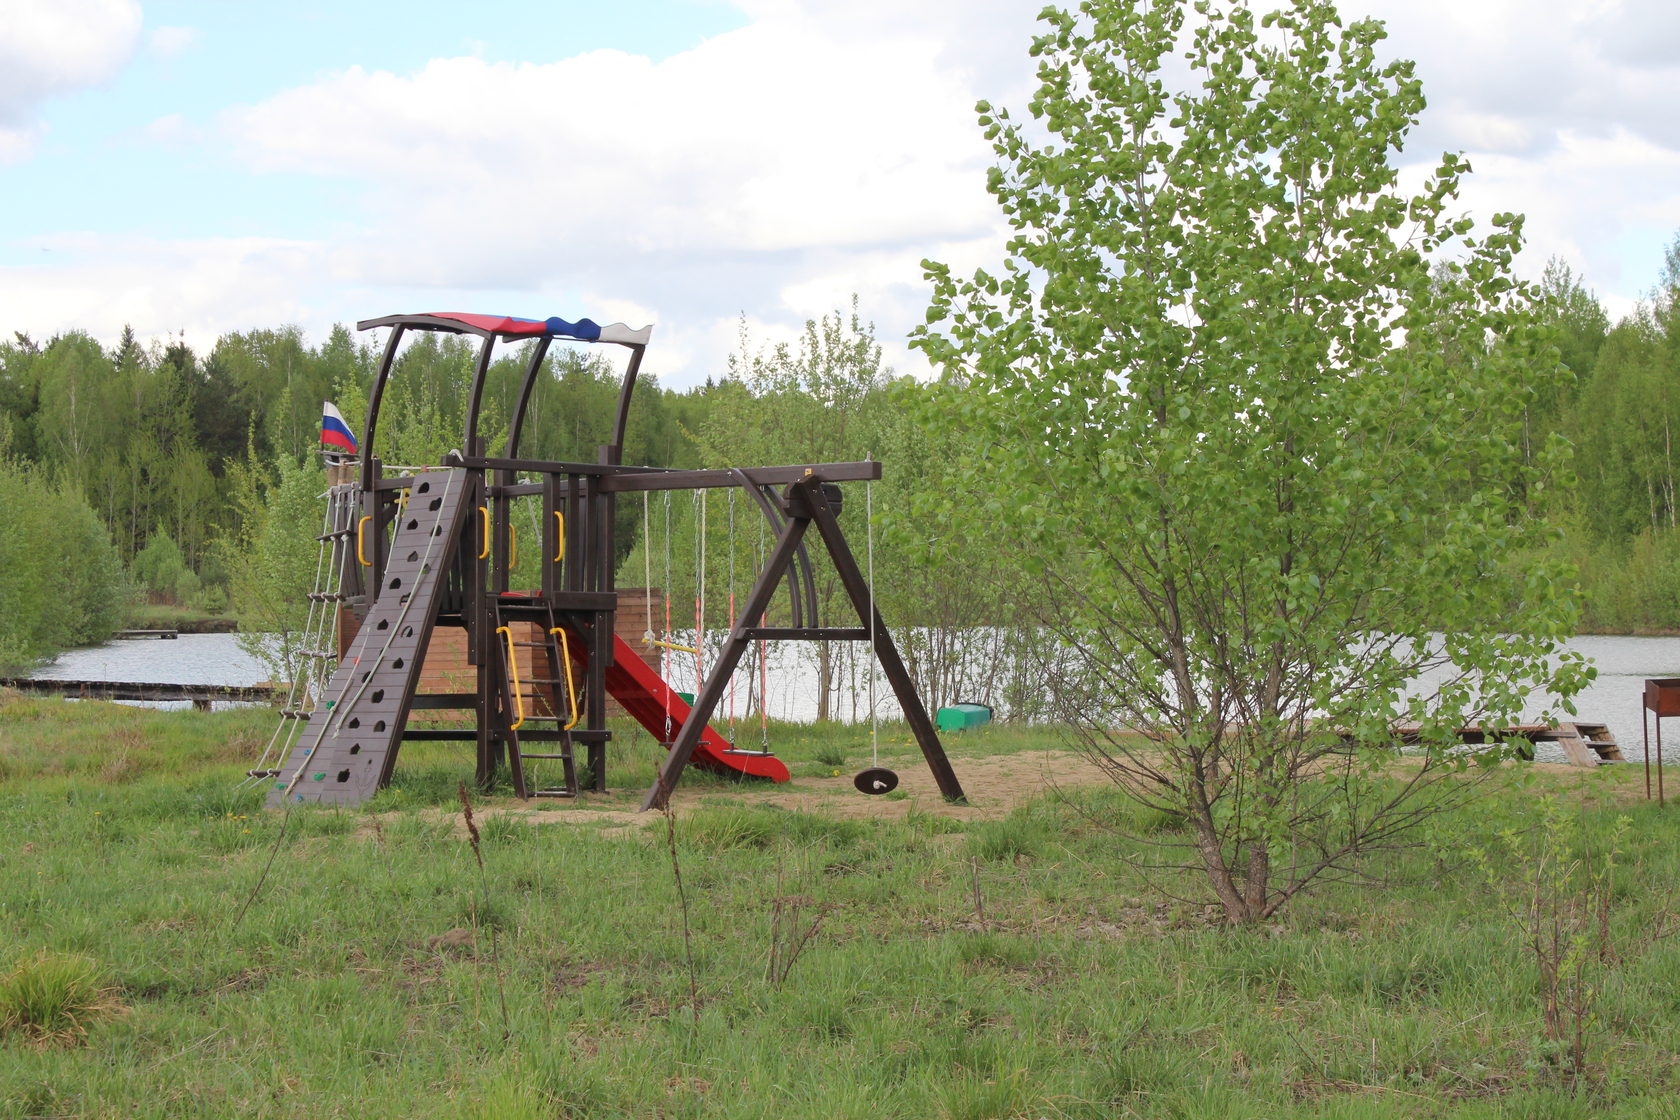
[355,312,652,346]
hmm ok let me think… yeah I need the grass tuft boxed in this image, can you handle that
[813,744,847,768]
[967,810,1054,861]
[0,950,125,1048]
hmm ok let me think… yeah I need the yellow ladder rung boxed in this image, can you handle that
[652,638,699,656]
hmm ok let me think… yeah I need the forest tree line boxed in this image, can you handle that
[0,243,1677,678]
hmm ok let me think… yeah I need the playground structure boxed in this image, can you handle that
[260,312,965,811]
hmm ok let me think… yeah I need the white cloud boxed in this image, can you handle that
[201,4,1018,383]
[1431,128,1680,296]
[140,112,194,144]
[4,0,1676,385]
[0,0,142,161]
[1366,0,1680,156]
[3,233,324,352]
[223,37,997,256]
[149,25,196,59]
[1363,0,1680,299]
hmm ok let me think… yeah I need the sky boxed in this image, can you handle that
[2,0,1676,388]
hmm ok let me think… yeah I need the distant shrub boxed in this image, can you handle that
[675,806,780,851]
[813,745,847,768]
[0,458,124,669]
[130,529,202,606]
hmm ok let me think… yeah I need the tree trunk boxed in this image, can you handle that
[1244,842,1271,920]
[815,640,832,722]
[1191,808,1252,924]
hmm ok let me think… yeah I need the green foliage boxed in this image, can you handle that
[0,456,124,670]
[915,0,1589,921]
[129,528,201,605]
[617,305,1040,720]
[224,454,330,683]
[1468,793,1636,1081]
[3,232,1680,658]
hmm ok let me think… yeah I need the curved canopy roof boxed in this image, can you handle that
[356,312,652,347]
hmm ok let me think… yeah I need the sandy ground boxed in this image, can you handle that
[399,747,1638,837]
[418,748,1114,833]
[733,748,1111,820]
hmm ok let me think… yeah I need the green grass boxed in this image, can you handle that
[3,695,1680,1116]
[118,603,238,633]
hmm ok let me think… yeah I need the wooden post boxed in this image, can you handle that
[794,479,967,804]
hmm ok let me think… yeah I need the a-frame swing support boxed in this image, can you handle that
[642,476,966,810]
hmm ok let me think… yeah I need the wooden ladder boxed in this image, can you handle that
[491,596,580,798]
[1551,722,1624,767]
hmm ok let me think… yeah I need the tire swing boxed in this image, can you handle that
[852,474,898,796]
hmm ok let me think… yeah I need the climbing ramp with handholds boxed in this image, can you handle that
[602,634,791,781]
[267,468,474,808]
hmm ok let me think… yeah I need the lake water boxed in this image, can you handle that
[23,632,1680,765]
[1549,636,1679,764]
[26,633,270,710]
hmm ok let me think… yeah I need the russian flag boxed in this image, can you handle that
[321,402,358,454]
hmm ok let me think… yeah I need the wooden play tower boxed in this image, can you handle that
[265,313,965,811]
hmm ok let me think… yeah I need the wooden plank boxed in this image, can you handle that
[599,461,882,494]
[1573,722,1624,761]
[1551,723,1600,767]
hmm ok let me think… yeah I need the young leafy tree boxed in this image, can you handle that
[914,0,1589,922]
[224,455,329,685]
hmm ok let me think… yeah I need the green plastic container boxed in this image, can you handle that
[936,703,993,732]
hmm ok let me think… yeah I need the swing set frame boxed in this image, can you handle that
[327,312,965,810]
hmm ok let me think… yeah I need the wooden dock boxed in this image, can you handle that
[1384,722,1623,767]
[0,678,276,710]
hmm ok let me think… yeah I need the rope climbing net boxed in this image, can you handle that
[239,477,355,790]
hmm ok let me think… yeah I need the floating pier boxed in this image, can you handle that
[1383,722,1623,767]
[0,678,276,711]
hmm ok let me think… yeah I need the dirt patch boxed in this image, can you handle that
[453,748,1115,828]
[335,749,1110,835]
[750,749,1109,820]
[347,746,1627,834]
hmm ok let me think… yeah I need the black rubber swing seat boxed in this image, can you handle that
[853,767,899,795]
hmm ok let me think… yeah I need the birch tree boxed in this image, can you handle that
[915,0,1590,922]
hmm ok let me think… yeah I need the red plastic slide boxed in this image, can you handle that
[603,635,790,782]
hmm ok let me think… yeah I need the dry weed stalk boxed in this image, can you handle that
[457,782,509,1041]
[765,863,827,987]
[661,803,701,1030]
